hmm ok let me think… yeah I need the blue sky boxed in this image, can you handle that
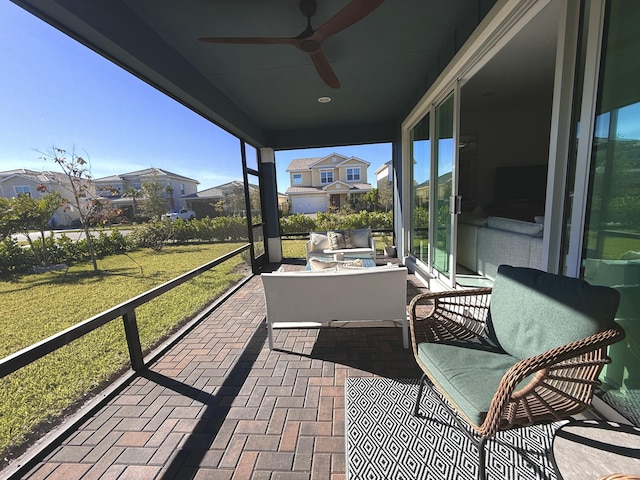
[0,2,391,192]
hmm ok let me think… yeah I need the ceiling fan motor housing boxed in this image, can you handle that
[300,39,321,52]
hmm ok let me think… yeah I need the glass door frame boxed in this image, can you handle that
[561,0,638,423]
[403,83,460,288]
[430,87,460,288]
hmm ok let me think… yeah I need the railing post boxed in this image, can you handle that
[122,309,145,371]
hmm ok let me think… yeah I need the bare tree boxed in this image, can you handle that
[39,146,100,272]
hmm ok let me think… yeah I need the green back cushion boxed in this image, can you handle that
[489,265,620,360]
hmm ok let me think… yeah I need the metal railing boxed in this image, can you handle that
[0,244,251,379]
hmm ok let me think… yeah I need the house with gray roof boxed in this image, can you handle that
[0,168,94,227]
[94,168,199,214]
[285,153,372,214]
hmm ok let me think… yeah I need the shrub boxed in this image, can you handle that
[171,218,197,244]
[210,216,248,242]
[279,211,392,234]
[279,213,317,234]
[315,210,392,231]
[0,238,33,274]
[128,221,176,251]
[91,229,130,257]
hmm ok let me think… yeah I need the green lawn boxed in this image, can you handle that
[281,238,307,259]
[0,242,247,464]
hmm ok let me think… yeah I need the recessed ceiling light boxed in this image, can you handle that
[317,96,331,103]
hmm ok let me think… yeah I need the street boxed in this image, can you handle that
[12,229,132,242]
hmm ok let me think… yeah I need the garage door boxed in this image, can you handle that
[291,195,327,214]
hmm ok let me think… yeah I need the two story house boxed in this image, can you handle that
[285,153,372,214]
[94,168,199,215]
[0,168,94,227]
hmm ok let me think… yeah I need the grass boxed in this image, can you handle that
[281,238,307,259]
[0,242,247,464]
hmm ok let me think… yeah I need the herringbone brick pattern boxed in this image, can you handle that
[19,263,426,480]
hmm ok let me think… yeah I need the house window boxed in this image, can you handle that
[15,185,31,196]
[180,183,185,195]
[321,171,333,183]
[346,167,361,182]
[293,173,302,184]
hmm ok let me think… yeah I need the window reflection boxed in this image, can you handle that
[582,0,640,426]
[410,113,430,264]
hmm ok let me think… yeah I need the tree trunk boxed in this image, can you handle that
[39,229,49,266]
[83,223,98,271]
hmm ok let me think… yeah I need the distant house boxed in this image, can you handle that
[0,168,94,227]
[374,160,394,212]
[277,192,289,215]
[183,180,259,218]
[375,160,392,189]
[94,168,199,214]
[285,153,372,214]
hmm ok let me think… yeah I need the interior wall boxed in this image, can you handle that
[460,102,553,211]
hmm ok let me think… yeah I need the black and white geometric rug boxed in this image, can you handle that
[345,377,563,480]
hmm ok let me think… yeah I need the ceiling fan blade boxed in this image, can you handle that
[310,50,340,89]
[315,0,384,40]
[198,36,298,46]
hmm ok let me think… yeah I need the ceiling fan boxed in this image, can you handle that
[198,0,384,89]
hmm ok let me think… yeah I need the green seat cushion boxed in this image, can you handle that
[417,340,517,426]
[489,265,620,360]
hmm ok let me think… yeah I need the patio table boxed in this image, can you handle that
[550,420,640,479]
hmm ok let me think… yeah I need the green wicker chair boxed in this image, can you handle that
[409,265,626,480]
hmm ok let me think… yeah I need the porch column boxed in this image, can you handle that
[260,148,283,263]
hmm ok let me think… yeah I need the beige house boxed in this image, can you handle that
[285,153,372,214]
[0,168,93,227]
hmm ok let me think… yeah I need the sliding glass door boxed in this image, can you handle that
[410,113,430,264]
[432,93,457,283]
[566,0,640,425]
[408,88,459,287]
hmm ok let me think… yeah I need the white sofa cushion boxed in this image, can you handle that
[310,232,330,250]
[308,258,339,270]
[487,216,543,236]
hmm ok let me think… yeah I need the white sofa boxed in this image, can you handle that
[457,215,543,280]
[305,228,375,260]
[261,265,409,350]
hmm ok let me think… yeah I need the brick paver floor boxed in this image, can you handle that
[16,261,427,480]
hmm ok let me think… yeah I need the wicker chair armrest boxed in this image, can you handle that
[480,325,626,436]
[408,288,492,318]
[409,288,493,345]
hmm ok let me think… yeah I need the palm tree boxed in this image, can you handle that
[122,187,142,219]
[165,185,175,211]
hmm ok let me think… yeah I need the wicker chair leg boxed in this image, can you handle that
[413,374,427,417]
[478,435,487,480]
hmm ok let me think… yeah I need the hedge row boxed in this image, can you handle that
[2,212,394,274]
[0,230,130,274]
[1,216,251,274]
[279,211,392,234]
